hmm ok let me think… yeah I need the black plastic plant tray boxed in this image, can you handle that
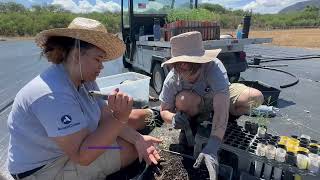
[106,149,233,180]
[239,80,281,106]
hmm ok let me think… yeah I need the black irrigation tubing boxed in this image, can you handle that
[247,55,320,63]
[0,99,14,114]
[247,54,320,59]
[248,64,288,67]
[248,66,299,88]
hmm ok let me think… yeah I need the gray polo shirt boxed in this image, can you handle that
[7,64,104,174]
[159,59,230,109]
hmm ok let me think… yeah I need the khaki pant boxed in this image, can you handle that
[196,83,249,122]
[21,143,121,180]
[229,83,249,105]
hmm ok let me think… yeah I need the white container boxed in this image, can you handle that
[275,148,286,162]
[255,143,266,177]
[308,153,319,173]
[274,148,286,180]
[257,127,266,138]
[96,72,151,108]
[265,145,276,160]
[296,154,309,170]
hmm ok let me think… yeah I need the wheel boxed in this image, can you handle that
[122,56,132,69]
[228,73,240,83]
[152,63,165,95]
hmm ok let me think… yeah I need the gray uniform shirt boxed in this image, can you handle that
[159,60,230,109]
[7,64,104,174]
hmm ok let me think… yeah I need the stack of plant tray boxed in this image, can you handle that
[162,20,220,41]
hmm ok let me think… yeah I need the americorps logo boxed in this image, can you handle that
[58,115,80,130]
[61,115,72,125]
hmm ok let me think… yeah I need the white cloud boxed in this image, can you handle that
[200,0,243,8]
[93,0,121,12]
[242,0,304,14]
[52,0,79,12]
[78,0,94,13]
[148,1,164,10]
[51,0,121,13]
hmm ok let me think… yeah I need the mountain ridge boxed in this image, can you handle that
[279,0,320,13]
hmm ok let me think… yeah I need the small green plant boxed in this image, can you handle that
[247,88,274,128]
[166,8,219,23]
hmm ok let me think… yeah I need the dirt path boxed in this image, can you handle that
[222,28,320,49]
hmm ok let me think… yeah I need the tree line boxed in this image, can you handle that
[0,2,120,36]
[0,2,319,37]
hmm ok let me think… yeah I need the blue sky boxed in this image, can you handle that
[3,0,308,14]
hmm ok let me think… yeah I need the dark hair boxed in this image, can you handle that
[173,62,202,75]
[41,36,96,64]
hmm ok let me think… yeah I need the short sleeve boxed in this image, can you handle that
[207,59,230,94]
[31,93,88,137]
[159,71,177,109]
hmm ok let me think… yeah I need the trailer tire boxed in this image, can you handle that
[122,56,132,69]
[228,73,240,83]
[152,63,165,95]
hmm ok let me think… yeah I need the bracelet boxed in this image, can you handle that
[109,109,127,124]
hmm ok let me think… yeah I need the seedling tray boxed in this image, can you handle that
[221,121,320,177]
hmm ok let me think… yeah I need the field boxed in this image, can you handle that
[223,28,320,49]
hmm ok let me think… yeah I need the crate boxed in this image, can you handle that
[162,20,220,41]
[96,72,151,108]
[239,81,281,106]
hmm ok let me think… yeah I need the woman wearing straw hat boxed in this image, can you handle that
[7,17,162,180]
[160,31,264,179]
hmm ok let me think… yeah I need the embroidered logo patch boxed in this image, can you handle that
[61,115,72,125]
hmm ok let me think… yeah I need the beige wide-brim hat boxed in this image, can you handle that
[35,17,125,61]
[161,31,221,67]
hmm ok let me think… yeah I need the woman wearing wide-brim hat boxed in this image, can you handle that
[7,17,162,180]
[159,31,265,179]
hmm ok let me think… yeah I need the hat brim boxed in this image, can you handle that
[161,49,222,67]
[35,28,125,61]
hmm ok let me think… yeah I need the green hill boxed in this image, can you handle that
[279,0,320,13]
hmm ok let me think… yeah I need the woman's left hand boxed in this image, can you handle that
[134,135,162,165]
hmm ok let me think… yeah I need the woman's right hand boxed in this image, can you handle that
[107,88,133,123]
[134,135,162,165]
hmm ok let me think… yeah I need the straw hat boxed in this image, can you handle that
[161,31,221,67]
[35,17,125,61]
